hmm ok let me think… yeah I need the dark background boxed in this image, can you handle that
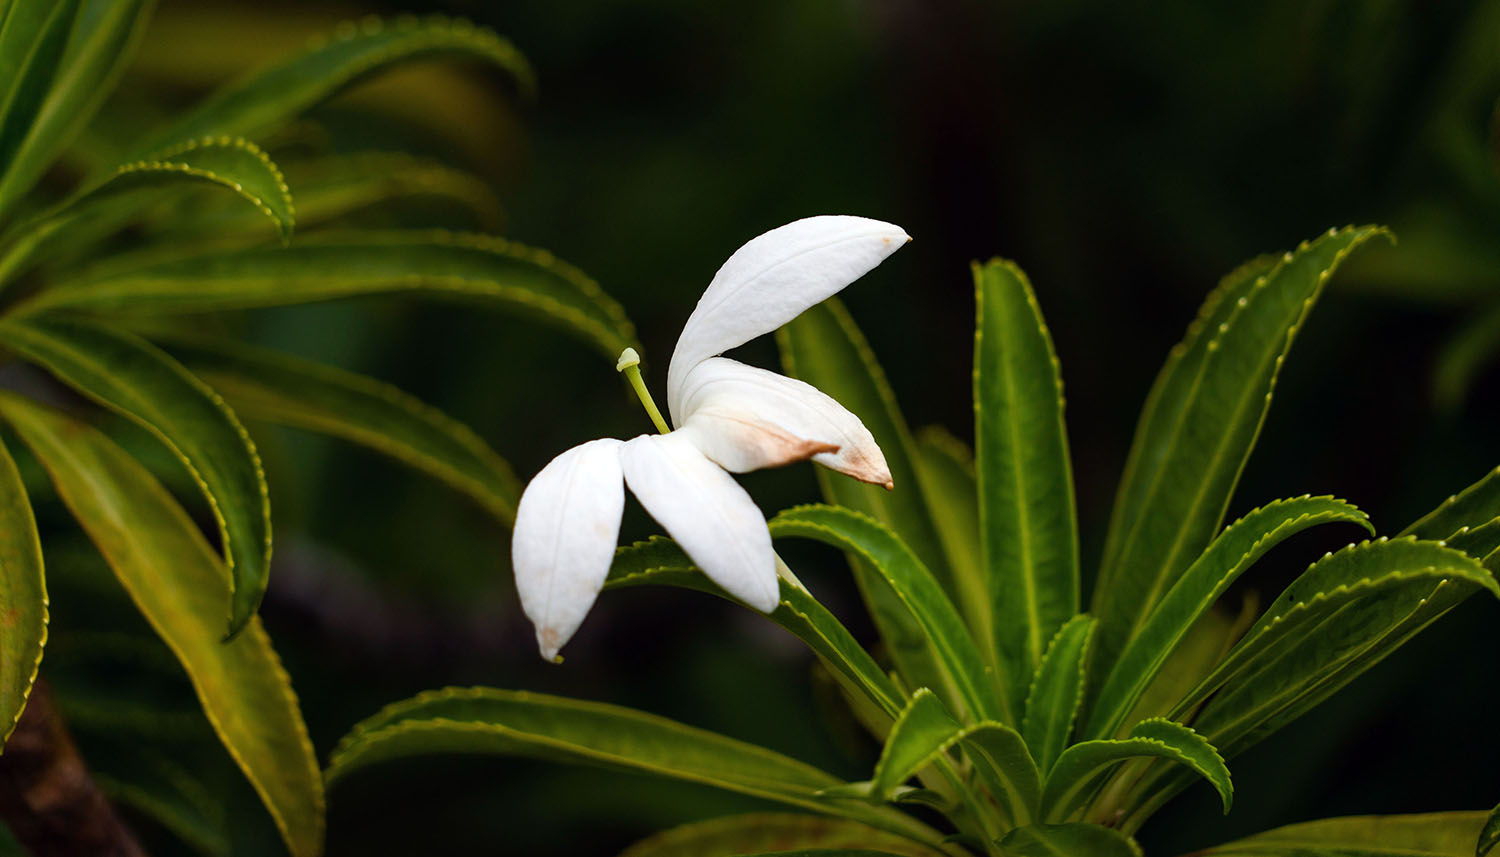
[29,1,1500,855]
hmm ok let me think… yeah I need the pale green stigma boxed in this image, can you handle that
[616,347,671,434]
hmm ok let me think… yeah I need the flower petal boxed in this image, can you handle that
[619,431,779,612]
[676,357,893,488]
[667,215,909,421]
[511,438,625,661]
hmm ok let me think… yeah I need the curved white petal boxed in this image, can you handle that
[511,438,625,661]
[677,357,893,487]
[667,216,910,421]
[619,431,778,613]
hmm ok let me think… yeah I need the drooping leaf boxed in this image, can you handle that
[0,0,152,217]
[160,333,521,526]
[136,15,534,154]
[1191,811,1486,857]
[19,232,638,360]
[1041,718,1231,823]
[0,393,322,857]
[912,427,981,616]
[769,504,1003,725]
[606,538,905,721]
[1402,466,1500,541]
[0,0,82,221]
[325,687,943,849]
[0,317,271,636]
[1022,614,1093,774]
[0,433,44,748]
[868,689,963,799]
[1085,496,1372,740]
[1091,228,1386,690]
[999,823,1143,857]
[1129,539,1497,826]
[616,813,946,857]
[0,135,295,286]
[973,259,1079,719]
[777,300,960,706]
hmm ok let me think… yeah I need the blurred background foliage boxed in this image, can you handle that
[22,0,1500,854]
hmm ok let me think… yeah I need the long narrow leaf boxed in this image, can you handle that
[999,824,1143,857]
[869,690,961,799]
[160,334,521,526]
[137,15,534,153]
[1091,227,1386,690]
[0,433,44,748]
[1402,466,1500,541]
[912,427,981,613]
[1192,811,1486,857]
[1086,496,1371,740]
[18,232,638,360]
[0,0,152,216]
[1041,718,1231,823]
[0,317,271,636]
[974,259,1079,718]
[0,0,82,221]
[617,813,947,857]
[1022,614,1093,774]
[325,687,943,849]
[769,504,1003,725]
[0,393,322,857]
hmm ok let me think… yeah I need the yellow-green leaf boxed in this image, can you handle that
[0,432,44,748]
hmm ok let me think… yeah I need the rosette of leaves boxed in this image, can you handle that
[0,4,635,856]
[329,223,1500,856]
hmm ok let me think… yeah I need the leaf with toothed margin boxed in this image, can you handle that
[769,504,1003,726]
[605,538,907,722]
[1085,496,1372,741]
[1445,519,1500,572]
[1022,614,1093,775]
[1402,465,1500,542]
[974,259,1081,724]
[16,231,638,360]
[323,687,945,849]
[1041,718,1230,823]
[912,427,982,624]
[1192,811,1487,857]
[0,433,45,751]
[0,317,271,638]
[1000,823,1144,857]
[1090,227,1389,702]
[135,15,535,154]
[1122,538,1498,827]
[867,690,960,799]
[0,136,296,287]
[0,393,322,857]
[158,333,522,526]
[0,1,152,217]
[615,812,948,857]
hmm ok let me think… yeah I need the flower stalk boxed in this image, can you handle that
[616,347,671,434]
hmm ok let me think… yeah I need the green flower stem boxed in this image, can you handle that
[615,347,670,434]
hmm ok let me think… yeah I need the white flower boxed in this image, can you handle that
[512,216,910,660]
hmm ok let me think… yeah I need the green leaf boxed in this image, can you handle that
[961,720,1042,828]
[1402,466,1500,541]
[0,393,322,857]
[1085,496,1372,740]
[1480,805,1500,857]
[0,433,44,748]
[1128,540,1497,827]
[616,813,947,857]
[0,317,271,636]
[999,823,1143,857]
[0,0,152,217]
[1191,811,1486,857]
[912,427,981,617]
[606,538,906,721]
[869,689,962,799]
[973,260,1079,719]
[0,0,82,221]
[0,136,295,286]
[769,504,1003,725]
[1091,227,1387,689]
[1022,614,1093,774]
[20,231,638,360]
[159,333,521,526]
[137,15,534,153]
[777,300,959,707]
[1447,519,1500,571]
[325,687,942,849]
[1041,718,1231,822]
